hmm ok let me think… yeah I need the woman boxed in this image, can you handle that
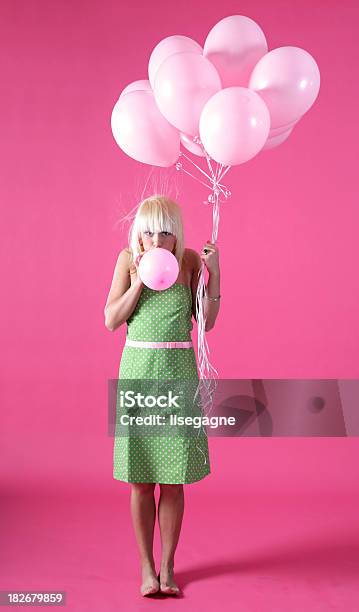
[104,195,221,596]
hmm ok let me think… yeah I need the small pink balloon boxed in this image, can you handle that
[148,35,203,89]
[180,133,206,157]
[199,86,270,165]
[249,46,320,128]
[269,118,299,137]
[154,51,222,136]
[204,14,268,87]
[120,79,152,98]
[138,248,179,290]
[111,90,180,167]
[262,127,294,151]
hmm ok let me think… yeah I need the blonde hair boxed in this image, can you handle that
[128,195,185,269]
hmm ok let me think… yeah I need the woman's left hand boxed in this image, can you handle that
[200,241,220,275]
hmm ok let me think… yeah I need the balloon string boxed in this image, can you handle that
[176,162,231,202]
[218,164,231,183]
[179,151,214,182]
[203,150,216,181]
[212,182,228,199]
[192,137,216,181]
[215,163,223,182]
[193,188,222,464]
[175,145,231,465]
[175,164,218,192]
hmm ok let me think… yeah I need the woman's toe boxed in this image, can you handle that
[141,579,159,596]
[160,583,180,595]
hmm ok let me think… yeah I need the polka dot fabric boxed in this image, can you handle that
[113,283,211,484]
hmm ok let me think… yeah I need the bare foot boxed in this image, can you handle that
[140,565,159,597]
[159,564,180,596]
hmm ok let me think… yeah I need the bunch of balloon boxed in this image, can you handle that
[111,14,321,413]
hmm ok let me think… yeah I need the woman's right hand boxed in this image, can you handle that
[129,252,144,286]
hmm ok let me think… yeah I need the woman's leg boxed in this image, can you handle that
[158,483,184,593]
[130,482,159,595]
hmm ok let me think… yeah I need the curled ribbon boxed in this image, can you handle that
[176,138,231,464]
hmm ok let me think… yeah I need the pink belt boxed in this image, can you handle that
[125,338,193,349]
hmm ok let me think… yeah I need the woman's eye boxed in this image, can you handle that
[144,230,172,237]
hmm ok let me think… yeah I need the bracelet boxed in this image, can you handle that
[204,294,221,301]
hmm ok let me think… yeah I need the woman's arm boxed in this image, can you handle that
[191,248,221,332]
[104,249,144,332]
[203,268,221,331]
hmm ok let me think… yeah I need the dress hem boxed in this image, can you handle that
[113,470,211,485]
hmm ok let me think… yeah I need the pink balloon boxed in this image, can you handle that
[148,35,202,89]
[111,90,180,167]
[138,248,179,290]
[269,119,299,137]
[154,52,222,136]
[180,133,205,157]
[262,127,294,151]
[204,14,268,87]
[199,87,270,165]
[120,79,152,98]
[249,46,320,128]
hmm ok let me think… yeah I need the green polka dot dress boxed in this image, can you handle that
[113,283,211,484]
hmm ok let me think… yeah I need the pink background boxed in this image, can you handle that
[1,0,358,610]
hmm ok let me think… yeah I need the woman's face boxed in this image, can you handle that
[140,230,177,253]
